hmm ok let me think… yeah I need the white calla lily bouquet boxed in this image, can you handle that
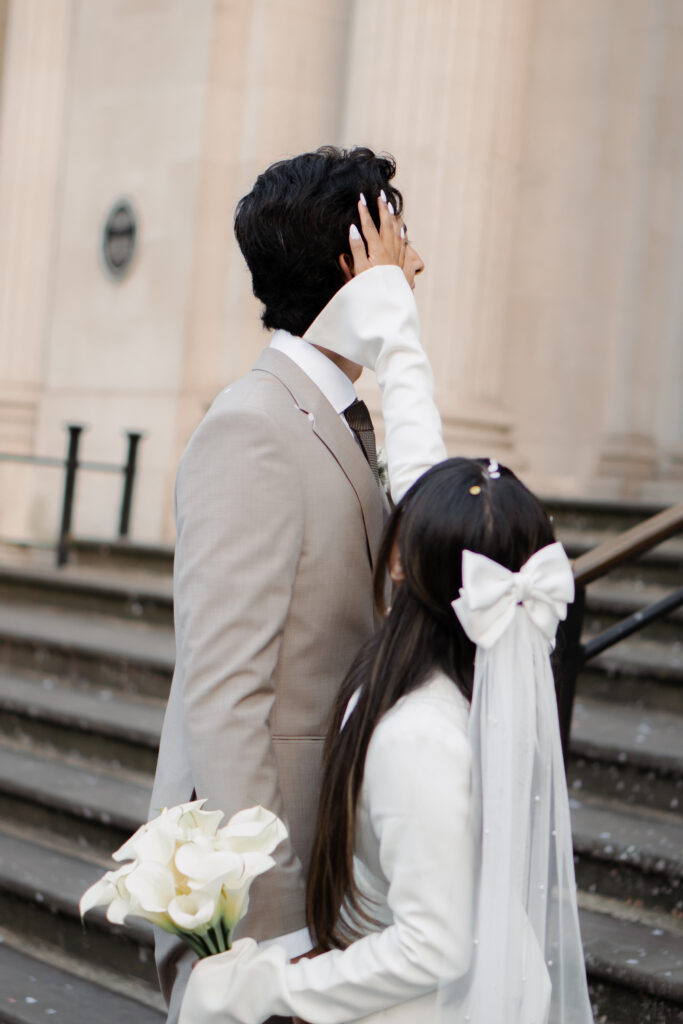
[79,799,286,957]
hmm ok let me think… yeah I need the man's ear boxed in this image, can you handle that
[338,252,354,282]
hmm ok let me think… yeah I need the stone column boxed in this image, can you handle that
[652,0,683,494]
[593,0,680,492]
[503,1,628,494]
[0,0,73,449]
[0,0,73,538]
[0,2,9,95]
[171,0,351,530]
[657,131,683,485]
[342,0,537,459]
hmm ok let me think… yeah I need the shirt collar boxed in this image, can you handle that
[269,330,358,415]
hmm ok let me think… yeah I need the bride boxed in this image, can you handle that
[179,199,594,1024]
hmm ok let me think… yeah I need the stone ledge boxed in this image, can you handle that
[584,579,683,624]
[572,794,683,878]
[0,563,173,602]
[0,670,163,749]
[0,602,175,671]
[0,941,163,1023]
[571,698,683,775]
[581,903,683,1005]
[0,741,151,845]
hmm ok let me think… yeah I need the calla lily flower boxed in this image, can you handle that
[217,852,276,929]
[126,861,177,914]
[168,891,218,931]
[175,838,244,887]
[79,861,138,924]
[217,805,288,855]
[79,801,287,958]
[112,815,177,866]
[177,803,225,838]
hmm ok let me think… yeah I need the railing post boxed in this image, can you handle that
[118,431,142,538]
[56,425,84,568]
[554,585,586,766]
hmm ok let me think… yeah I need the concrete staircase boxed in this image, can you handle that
[547,499,683,1024]
[0,563,172,1023]
[0,499,681,1023]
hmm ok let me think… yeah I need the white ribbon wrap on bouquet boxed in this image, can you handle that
[437,542,594,1024]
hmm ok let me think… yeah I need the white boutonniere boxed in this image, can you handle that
[377,446,390,498]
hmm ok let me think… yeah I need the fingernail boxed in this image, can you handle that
[401,225,406,239]
[349,224,361,240]
[359,192,367,207]
[387,202,395,215]
[380,190,387,203]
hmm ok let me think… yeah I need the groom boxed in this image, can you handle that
[151,146,423,1022]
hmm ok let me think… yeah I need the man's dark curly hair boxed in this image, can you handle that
[234,146,403,338]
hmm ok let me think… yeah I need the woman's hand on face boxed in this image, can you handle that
[348,192,405,276]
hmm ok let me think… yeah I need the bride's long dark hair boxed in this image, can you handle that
[306,457,556,950]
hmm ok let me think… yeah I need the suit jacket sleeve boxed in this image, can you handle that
[174,399,306,937]
[178,696,474,1024]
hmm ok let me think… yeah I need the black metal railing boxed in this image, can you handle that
[556,501,683,760]
[0,424,143,567]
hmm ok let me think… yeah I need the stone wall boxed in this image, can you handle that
[0,0,680,548]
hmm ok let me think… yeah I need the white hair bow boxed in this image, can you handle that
[451,541,575,649]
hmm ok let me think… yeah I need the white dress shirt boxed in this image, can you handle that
[270,329,358,430]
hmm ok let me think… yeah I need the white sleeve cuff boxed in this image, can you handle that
[258,926,312,959]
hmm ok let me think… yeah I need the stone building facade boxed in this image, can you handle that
[0,0,681,548]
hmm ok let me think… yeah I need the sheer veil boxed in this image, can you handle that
[436,545,594,1024]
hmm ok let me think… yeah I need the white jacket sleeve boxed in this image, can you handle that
[178,698,473,1024]
[304,266,448,503]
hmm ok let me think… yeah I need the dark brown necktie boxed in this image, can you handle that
[344,399,379,483]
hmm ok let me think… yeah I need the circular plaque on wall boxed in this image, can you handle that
[101,199,137,279]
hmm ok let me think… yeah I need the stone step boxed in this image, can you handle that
[0,940,164,1023]
[0,820,680,1024]
[0,601,173,699]
[0,740,151,857]
[577,637,683,713]
[0,564,173,625]
[545,496,671,534]
[70,539,174,575]
[0,669,163,774]
[4,663,681,819]
[584,579,683,646]
[0,826,156,985]
[3,722,680,922]
[559,527,683,589]
[0,540,174,579]
[579,893,683,1022]
[0,917,165,1012]
[571,794,683,917]
[568,697,683,813]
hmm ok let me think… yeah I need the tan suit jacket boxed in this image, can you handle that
[150,347,386,1019]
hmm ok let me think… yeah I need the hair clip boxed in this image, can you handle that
[487,459,501,480]
[469,485,482,496]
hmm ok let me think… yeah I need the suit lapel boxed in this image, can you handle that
[253,348,385,568]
